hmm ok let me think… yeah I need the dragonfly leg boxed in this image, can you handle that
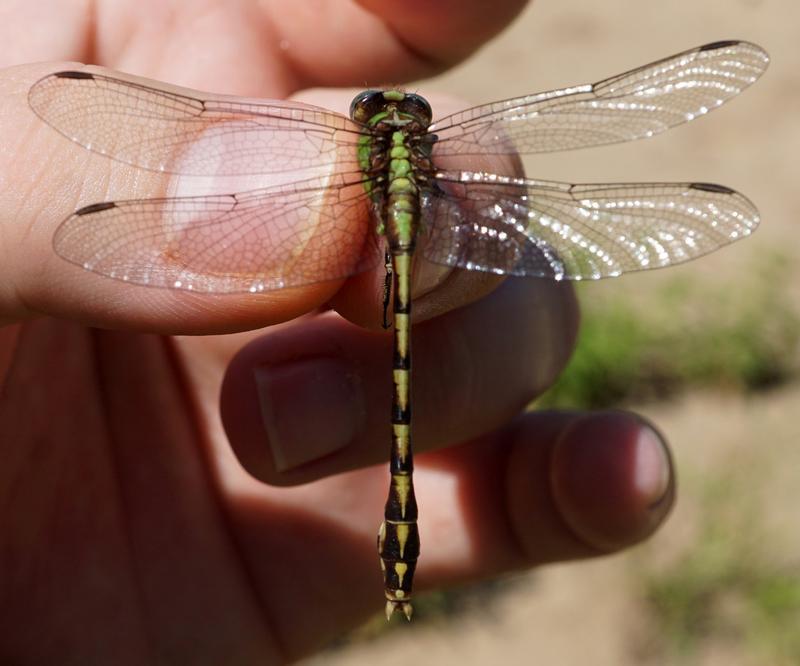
[381,250,393,329]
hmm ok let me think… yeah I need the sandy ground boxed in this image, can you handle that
[302,1,800,664]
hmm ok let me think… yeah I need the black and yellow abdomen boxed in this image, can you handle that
[350,90,432,620]
[378,131,422,620]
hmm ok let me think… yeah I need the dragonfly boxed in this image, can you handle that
[29,39,768,620]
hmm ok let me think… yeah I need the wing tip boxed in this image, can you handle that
[698,39,770,66]
[689,182,761,231]
[29,71,96,118]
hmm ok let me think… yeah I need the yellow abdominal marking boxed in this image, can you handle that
[394,562,409,588]
[393,423,410,459]
[394,474,412,517]
[394,254,411,301]
[395,523,410,557]
[393,369,409,410]
[394,313,409,357]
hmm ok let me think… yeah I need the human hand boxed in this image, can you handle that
[0,1,674,662]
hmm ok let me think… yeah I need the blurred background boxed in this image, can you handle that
[304,1,800,664]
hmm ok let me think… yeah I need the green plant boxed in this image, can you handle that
[538,254,800,409]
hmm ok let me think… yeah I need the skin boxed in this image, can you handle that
[0,1,675,663]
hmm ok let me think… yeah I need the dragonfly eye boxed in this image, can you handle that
[350,89,385,124]
[400,93,432,125]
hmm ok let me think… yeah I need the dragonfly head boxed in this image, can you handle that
[350,89,432,127]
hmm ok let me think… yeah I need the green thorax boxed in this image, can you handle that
[350,90,433,210]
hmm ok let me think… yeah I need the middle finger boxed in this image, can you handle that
[220,276,578,485]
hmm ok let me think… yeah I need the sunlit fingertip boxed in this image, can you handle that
[634,424,671,507]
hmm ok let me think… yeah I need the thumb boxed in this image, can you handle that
[0,62,368,334]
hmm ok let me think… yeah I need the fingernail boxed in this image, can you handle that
[634,425,671,507]
[254,357,365,471]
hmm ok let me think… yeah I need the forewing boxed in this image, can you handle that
[29,71,364,176]
[54,173,383,293]
[422,171,759,280]
[430,41,768,156]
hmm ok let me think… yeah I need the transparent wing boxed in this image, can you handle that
[29,71,365,176]
[422,170,759,280]
[54,173,383,293]
[429,41,769,157]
